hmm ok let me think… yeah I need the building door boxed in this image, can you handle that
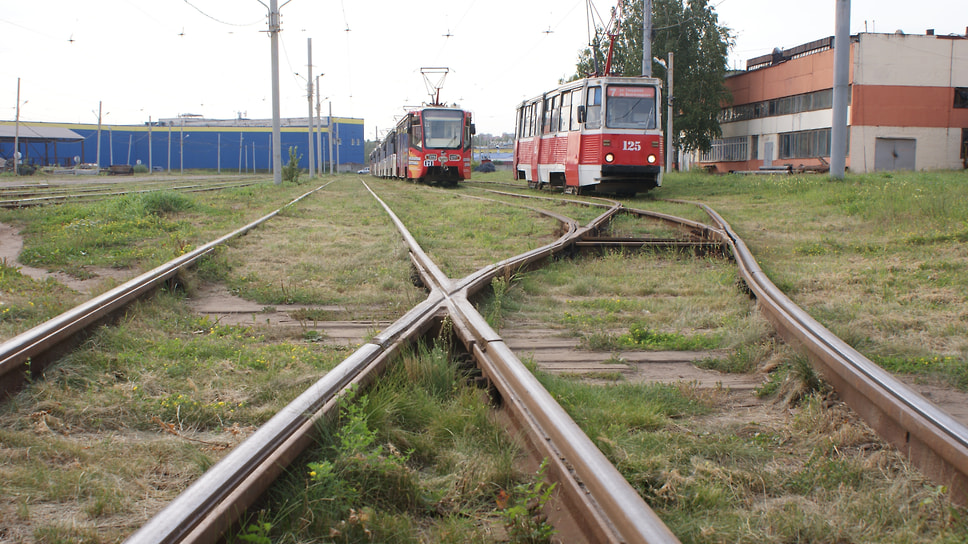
[764,142,774,167]
[874,138,916,171]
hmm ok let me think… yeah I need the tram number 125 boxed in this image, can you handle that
[622,141,642,152]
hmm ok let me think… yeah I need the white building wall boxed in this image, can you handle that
[854,33,968,87]
[851,126,965,172]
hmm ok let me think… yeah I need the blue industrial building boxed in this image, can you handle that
[0,116,365,173]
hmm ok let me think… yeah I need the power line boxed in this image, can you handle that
[182,0,262,26]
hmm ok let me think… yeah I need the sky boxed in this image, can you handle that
[1,0,963,138]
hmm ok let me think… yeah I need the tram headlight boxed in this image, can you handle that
[647,154,657,164]
[605,153,615,163]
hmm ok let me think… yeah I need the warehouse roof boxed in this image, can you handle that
[0,124,84,142]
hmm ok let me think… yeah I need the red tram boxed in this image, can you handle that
[513,75,663,196]
[370,107,475,186]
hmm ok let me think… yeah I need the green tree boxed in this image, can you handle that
[574,0,733,155]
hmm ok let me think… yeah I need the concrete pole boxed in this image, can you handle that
[148,116,153,174]
[96,101,103,170]
[830,0,850,180]
[269,0,283,184]
[642,0,653,77]
[306,38,316,178]
[316,75,323,176]
[328,102,334,174]
[13,78,20,176]
[666,51,674,172]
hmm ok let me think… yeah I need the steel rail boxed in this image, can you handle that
[689,201,968,503]
[0,183,330,395]
[362,181,681,543]
[126,181,608,543]
[0,180,260,208]
[126,293,447,543]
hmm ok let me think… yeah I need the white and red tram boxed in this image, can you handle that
[370,106,474,186]
[513,75,663,196]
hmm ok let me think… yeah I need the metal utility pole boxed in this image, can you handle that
[148,116,153,174]
[315,75,323,176]
[259,0,288,185]
[831,0,850,180]
[666,51,674,172]
[96,101,103,170]
[328,101,334,174]
[179,118,184,174]
[642,0,653,77]
[306,38,316,178]
[13,78,21,176]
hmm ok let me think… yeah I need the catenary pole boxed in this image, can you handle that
[666,51,674,172]
[316,75,323,176]
[261,0,284,185]
[328,101,334,174]
[13,78,20,176]
[831,0,850,179]
[148,117,153,174]
[306,38,316,178]
[96,101,103,171]
[642,0,653,77]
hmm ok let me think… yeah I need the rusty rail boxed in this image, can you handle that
[0,183,330,395]
[689,201,968,503]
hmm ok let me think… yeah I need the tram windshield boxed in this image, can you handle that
[423,109,464,149]
[605,86,657,129]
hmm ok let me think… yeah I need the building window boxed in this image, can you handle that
[955,88,968,109]
[700,136,748,162]
[750,135,759,160]
[778,128,831,159]
[720,88,841,123]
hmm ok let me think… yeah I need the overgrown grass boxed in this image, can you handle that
[222,180,426,316]
[504,247,768,354]
[369,179,565,278]
[241,338,542,542]
[535,370,966,543]
[651,170,968,387]
[3,170,967,542]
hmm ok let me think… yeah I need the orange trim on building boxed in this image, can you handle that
[727,46,846,104]
[852,85,968,128]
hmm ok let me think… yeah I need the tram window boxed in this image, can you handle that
[560,91,572,132]
[411,120,423,150]
[528,103,536,137]
[530,103,539,137]
[424,109,464,149]
[605,86,657,129]
[546,95,559,134]
[586,86,602,129]
[570,89,582,131]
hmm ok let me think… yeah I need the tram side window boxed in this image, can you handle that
[586,86,602,129]
[545,96,559,134]
[524,103,534,137]
[411,118,422,150]
[560,91,572,132]
[530,103,539,137]
[570,89,582,131]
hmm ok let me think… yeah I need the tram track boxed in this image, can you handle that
[1,178,967,541]
[0,175,262,208]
